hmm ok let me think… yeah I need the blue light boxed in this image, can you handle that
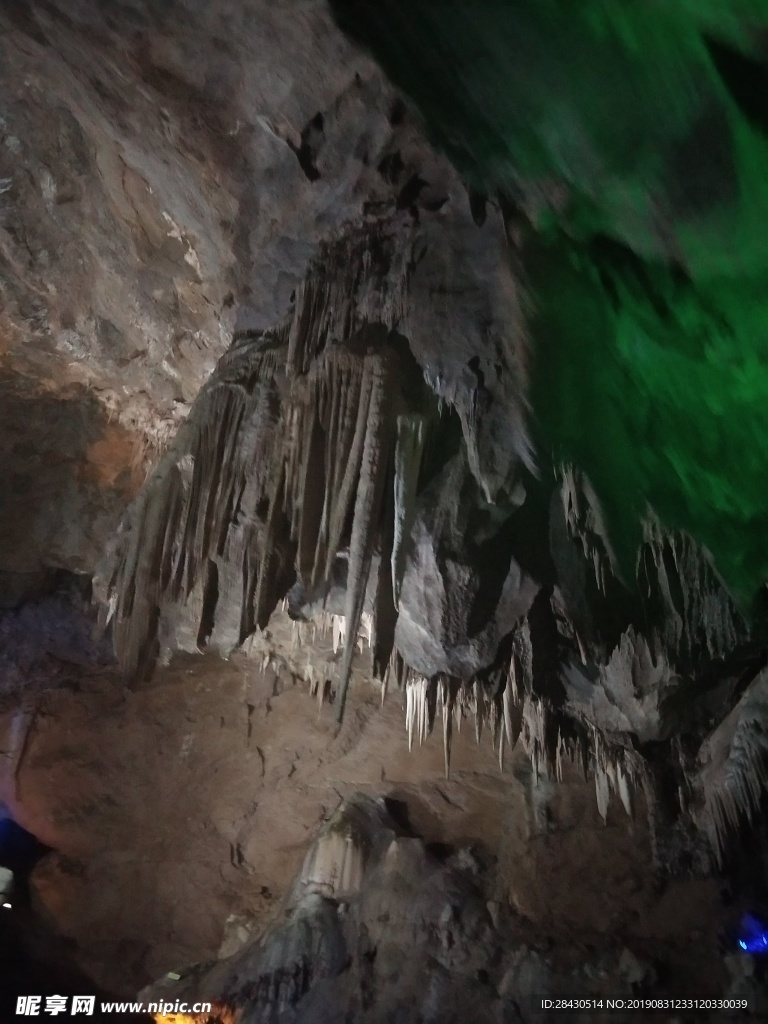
[737,915,768,954]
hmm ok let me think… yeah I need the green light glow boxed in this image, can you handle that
[332,0,768,601]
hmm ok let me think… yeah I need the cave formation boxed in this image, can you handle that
[4,1,768,1020]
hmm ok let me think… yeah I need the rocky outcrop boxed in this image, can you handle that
[93,209,768,873]
[0,0,525,447]
[140,794,747,1023]
[93,203,529,713]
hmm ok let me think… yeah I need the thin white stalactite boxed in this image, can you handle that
[595,766,610,822]
[438,678,453,780]
[503,678,514,748]
[406,679,415,753]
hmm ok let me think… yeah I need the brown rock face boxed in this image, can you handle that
[1,0,517,441]
[0,373,145,581]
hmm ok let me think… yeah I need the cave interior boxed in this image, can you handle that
[4,1,768,1021]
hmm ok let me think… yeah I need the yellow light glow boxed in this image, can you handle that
[151,1004,238,1024]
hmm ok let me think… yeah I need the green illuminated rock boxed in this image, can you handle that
[332,0,768,601]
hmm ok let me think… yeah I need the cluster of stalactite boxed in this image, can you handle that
[552,466,763,854]
[95,223,768,864]
[387,624,638,827]
[370,492,764,858]
[695,665,768,864]
[638,519,750,666]
[94,225,437,722]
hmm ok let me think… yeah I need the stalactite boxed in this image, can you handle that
[96,226,428,708]
[396,626,540,778]
[372,449,398,681]
[405,674,432,752]
[437,676,456,779]
[306,666,329,714]
[615,762,633,817]
[391,414,427,609]
[640,518,748,665]
[695,667,768,863]
[519,695,549,783]
[502,675,520,753]
[100,214,764,870]
[590,728,635,823]
[336,351,394,724]
[417,675,429,746]
[387,611,643,829]
[323,364,374,581]
[94,342,285,680]
[252,452,287,633]
[290,612,373,659]
[473,680,483,746]
[332,615,345,655]
[595,764,610,822]
[559,464,619,588]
